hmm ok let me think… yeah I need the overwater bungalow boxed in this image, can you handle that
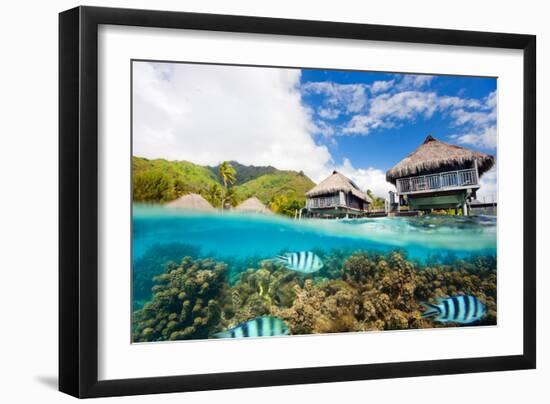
[386,135,495,215]
[305,171,372,218]
[165,193,215,211]
[235,197,273,214]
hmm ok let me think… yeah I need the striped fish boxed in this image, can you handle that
[421,295,486,324]
[274,251,323,273]
[213,316,289,339]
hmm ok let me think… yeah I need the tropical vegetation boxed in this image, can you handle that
[367,190,386,210]
[132,158,219,203]
[132,156,392,217]
[132,156,316,216]
[218,161,237,208]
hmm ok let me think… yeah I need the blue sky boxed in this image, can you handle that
[300,69,496,172]
[133,61,497,200]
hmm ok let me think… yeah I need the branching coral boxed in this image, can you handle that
[316,248,352,280]
[132,243,200,309]
[132,257,226,342]
[415,262,497,326]
[218,261,303,329]
[272,250,496,334]
[271,279,361,334]
[132,249,497,342]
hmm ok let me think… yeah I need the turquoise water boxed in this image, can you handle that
[132,204,498,329]
[132,204,496,263]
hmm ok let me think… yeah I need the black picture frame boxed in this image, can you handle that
[59,5,536,398]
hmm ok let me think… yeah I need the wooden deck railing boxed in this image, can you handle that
[396,168,478,194]
[306,194,341,209]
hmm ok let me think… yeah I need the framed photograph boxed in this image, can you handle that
[59,6,536,398]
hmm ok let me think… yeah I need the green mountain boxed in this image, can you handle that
[234,171,314,204]
[132,157,316,215]
[132,157,220,203]
[207,161,278,186]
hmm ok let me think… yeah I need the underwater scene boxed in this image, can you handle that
[131,61,498,343]
[131,205,497,342]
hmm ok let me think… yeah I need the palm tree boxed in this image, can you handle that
[219,161,236,189]
[204,183,223,208]
[218,161,237,208]
[224,187,238,207]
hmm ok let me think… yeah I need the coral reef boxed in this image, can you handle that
[414,258,497,326]
[315,248,353,280]
[273,250,496,334]
[218,261,304,330]
[132,250,497,342]
[132,257,226,342]
[272,279,361,334]
[132,243,200,309]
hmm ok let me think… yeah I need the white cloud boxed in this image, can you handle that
[447,90,497,149]
[136,62,402,195]
[343,91,439,135]
[302,75,496,150]
[333,158,395,199]
[451,108,496,127]
[484,90,497,110]
[395,74,434,90]
[438,95,481,110]
[340,86,497,149]
[370,80,394,94]
[369,91,439,120]
[312,119,336,138]
[133,62,395,199]
[476,165,497,203]
[133,62,332,181]
[318,107,340,120]
[342,114,382,135]
[302,81,367,113]
[134,63,497,201]
[450,125,497,149]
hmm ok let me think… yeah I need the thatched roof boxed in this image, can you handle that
[306,171,372,203]
[386,135,495,184]
[165,193,215,210]
[235,197,273,214]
